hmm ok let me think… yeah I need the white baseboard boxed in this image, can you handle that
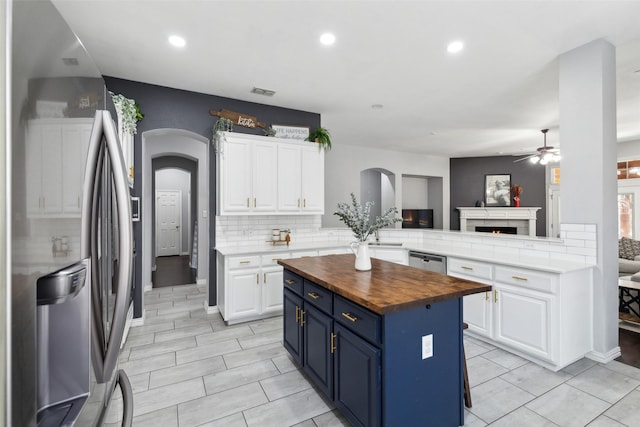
[586,346,622,364]
[206,303,219,314]
[181,251,190,256]
[144,282,152,292]
[197,278,206,285]
[131,311,145,327]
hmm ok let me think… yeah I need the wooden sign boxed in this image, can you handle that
[209,108,266,129]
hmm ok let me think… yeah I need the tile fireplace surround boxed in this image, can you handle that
[457,207,541,236]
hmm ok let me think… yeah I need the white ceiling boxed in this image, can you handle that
[51,0,640,158]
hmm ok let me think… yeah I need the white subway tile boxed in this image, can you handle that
[565,231,597,241]
[561,224,586,232]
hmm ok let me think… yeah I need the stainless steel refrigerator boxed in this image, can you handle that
[3,0,134,425]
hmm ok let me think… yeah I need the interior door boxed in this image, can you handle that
[156,190,181,256]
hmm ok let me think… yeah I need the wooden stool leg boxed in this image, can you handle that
[462,322,472,408]
[463,346,472,408]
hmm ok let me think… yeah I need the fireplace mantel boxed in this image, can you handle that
[457,207,541,236]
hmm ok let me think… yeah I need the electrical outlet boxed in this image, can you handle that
[422,334,433,359]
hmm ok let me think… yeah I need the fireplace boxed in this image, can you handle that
[457,207,541,237]
[475,226,517,235]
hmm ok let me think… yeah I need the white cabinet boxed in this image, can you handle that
[369,247,408,265]
[217,132,324,215]
[220,253,287,324]
[26,119,93,217]
[451,257,592,371]
[219,136,277,214]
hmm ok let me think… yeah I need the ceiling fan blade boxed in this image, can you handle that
[513,154,536,163]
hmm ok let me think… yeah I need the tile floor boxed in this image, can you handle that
[107,284,640,426]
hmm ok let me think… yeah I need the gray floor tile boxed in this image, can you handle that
[133,377,205,417]
[196,325,255,346]
[157,298,205,316]
[525,384,610,427]
[174,315,216,330]
[131,405,179,427]
[128,320,174,337]
[468,377,535,423]
[467,355,509,387]
[178,382,268,426]
[154,323,213,343]
[561,357,598,376]
[203,359,280,395]
[120,352,175,376]
[601,359,640,382]
[291,420,316,427]
[249,316,284,335]
[144,300,175,311]
[272,354,299,374]
[243,388,332,427]
[481,348,529,370]
[149,355,226,389]
[489,406,558,426]
[122,332,155,349]
[312,409,351,426]
[462,410,487,427]
[259,370,313,401]
[176,338,242,365]
[126,372,150,394]
[604,389,640,426]
[567,364,640,403]
[128,336,196,360]
[237,329,283,350]
[223,342,288,369]
[464,339,495,358]
[588,415,629,426]
[142,309,192,326]
[197,412,248,427]
[500,362,572,396]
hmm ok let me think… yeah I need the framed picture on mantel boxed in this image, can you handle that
[485,174,511,206]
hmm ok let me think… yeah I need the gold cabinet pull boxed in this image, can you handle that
[461,266,473,271]
[494,290,498,303]
[239,260,251,264]
[247,197,250,208]
[297,198,300,208]
[300,310,306,327]
[331,332,337,354]
[254,198,256,208]
[263,273,266,283]
[307,292,320,300]
[304,198,307,208]
[342,312,358,322]
[512,275,528,281]
[295,306,300,323]
[485,291,489,301]
[285,279,295,285]
[256,273,259,284]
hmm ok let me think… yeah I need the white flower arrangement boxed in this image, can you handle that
[109,91,143,135]
[334,193,402,242]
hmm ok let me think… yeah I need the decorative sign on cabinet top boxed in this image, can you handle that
[209,108,266,129]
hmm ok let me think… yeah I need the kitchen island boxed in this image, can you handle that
[278,254,491,427]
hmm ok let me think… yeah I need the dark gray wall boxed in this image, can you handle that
[449,156,547,236]
[104,76,321,315]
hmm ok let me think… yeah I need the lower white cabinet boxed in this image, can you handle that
[450,257,592,371]
[369,247,408,265]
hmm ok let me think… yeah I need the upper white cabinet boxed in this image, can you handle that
[217,132,324,216]
[277,144,325,213]
[26,119,93,218]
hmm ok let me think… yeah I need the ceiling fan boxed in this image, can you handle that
[514,129,561,165]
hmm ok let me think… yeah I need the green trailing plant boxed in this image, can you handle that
[109,91,143,134]
[306,126,332,151]
[263,126,277,137]
[212,117,234,150]
[334,193,401,242]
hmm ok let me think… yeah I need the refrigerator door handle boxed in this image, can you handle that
[81,111,134,384]
[118,369,134,427]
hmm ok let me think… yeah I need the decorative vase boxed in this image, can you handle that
[350,242,372,271]
[514,196,520,208]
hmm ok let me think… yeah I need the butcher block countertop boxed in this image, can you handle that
[278,254,491,315]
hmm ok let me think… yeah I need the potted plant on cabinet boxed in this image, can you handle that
[306,126,332,151]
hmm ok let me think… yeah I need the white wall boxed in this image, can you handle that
[402,176,428,208]
[323,144,450,228]
[617,140,640,160]
[156,168,190,253]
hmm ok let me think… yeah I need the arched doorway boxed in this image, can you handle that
[141,129,209,317]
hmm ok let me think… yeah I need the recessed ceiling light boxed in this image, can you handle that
[251,87,276,97]
[320,33,336,46]
[169,35,186,48]
[447,40,464,54]
[371,104,384,109]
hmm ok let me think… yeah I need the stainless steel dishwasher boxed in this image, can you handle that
[408,251,447,274]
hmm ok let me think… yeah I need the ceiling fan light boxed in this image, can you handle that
[552,154,561,162]
[539,158,548,165]
[542,152,553,162]
[529,156,539,164]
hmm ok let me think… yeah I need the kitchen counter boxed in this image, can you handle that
[278,254,491,314]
